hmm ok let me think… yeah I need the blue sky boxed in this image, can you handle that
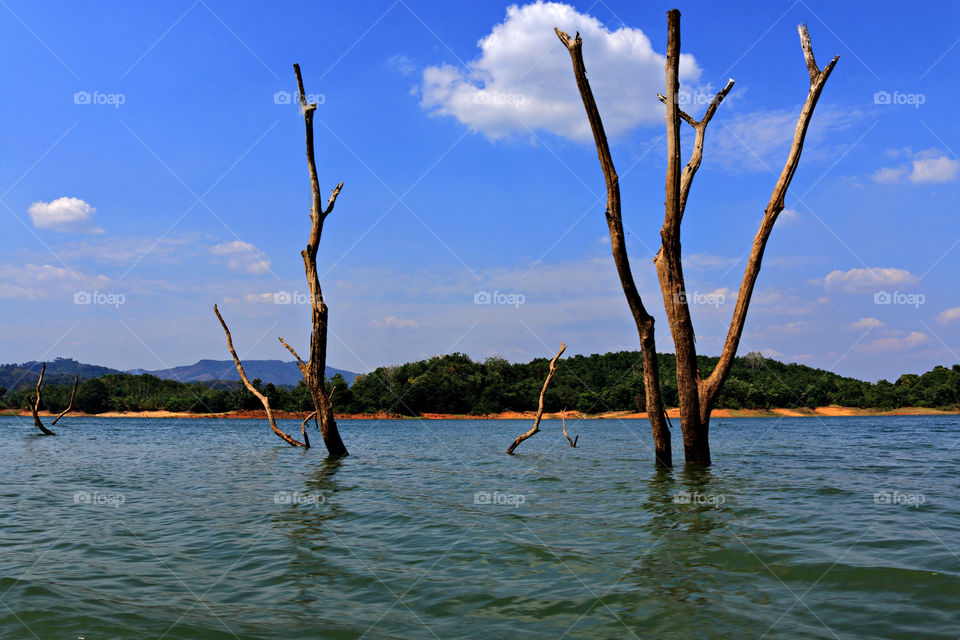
[1,0,958,382]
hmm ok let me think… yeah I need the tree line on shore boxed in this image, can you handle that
[3,351,958,416]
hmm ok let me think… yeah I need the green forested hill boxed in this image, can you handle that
[343,351,960,415]
[3,351,956,416]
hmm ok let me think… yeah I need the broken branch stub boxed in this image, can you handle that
[561,409,578,448]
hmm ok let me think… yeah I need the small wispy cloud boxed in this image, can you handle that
[371,315,420,330]
[210,240,271,274]
[849,317,885,330]
[936,307,960,325]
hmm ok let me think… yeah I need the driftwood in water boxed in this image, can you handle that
[506,343,566,454]
[29,363,77,436]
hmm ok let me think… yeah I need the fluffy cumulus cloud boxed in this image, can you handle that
[210,240,271,274]
[28,197,103,233]
[872,149,960,184]
[910,154,960,183]
[420,1,701,140]
[823,267,918,294]
[936,307,960,325]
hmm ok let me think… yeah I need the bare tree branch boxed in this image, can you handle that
[658,79,736,217]
[507,343,566,454]
[301,410,317,439]
[702,24,838,410]
[50,375,78,427]
[556,27,672,468]
[278,336,308,376]
[214,304,309,448]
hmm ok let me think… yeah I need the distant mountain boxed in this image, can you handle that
[0,358,121,390]
[0,358,357,391]
[130,359,358,386]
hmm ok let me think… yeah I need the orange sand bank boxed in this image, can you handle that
[17,404,958,420]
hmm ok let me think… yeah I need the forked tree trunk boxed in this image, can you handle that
[557,10,837,466]
[506,343,566,454]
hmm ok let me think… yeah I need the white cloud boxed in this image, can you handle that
[779,321,809,335]
[388,54,415,75]
[857,331,928,354]
[871,166,908,184]
[936,307,960,325]
[849,317,884,330]
[779,208,800,224]
[872,149,959,184]
[371,316,420,329]
[823,267,918,294]
[420,1,701,140]
[28,197,103,233]
[910,154,960,183]
[210,240,271,274]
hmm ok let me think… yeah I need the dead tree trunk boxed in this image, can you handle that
[506,343,566,454]
[558,10,837,466]
[556,29,672,468]
[215,305,309,447]
[212,63,349,457]
[29,363,77,436]
[655,10,729,466]
[276,63,348,459]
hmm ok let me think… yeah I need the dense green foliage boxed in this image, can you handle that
[345,352,960,415]
[2,351,958,416]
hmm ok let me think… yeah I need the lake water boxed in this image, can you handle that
[1,415,958,639]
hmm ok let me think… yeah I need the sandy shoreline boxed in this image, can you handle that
[8,405,958,420]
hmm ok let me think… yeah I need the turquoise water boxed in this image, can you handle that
[1,415,958,639]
